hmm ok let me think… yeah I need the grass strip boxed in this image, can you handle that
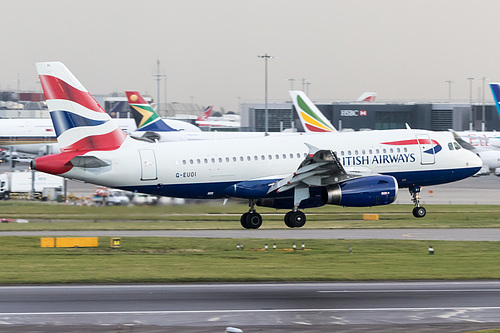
[2,202,500,230]
[1,236,500,284]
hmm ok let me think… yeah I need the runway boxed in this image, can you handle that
[3,228,500,241]
[1,282,500,332]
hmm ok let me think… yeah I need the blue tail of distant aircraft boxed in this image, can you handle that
[490,83,500,118]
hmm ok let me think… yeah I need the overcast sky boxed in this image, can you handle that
[1,0,499,111]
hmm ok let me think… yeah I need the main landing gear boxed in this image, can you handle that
[284,210,306,228]
[410,186,426,218]
[240,200,263,229]
[240,200,307,229]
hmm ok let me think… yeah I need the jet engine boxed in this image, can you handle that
[256,175,398,209]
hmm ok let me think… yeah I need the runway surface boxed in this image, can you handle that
[1,282,500,332]
[2,228,500,241]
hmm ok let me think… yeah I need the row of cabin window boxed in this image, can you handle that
[339,147,408,156]
[179,147,410,166]
[181,152,307,165]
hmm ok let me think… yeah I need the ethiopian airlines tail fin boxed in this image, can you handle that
[290,91,336,132]
[125,91,178,132]
[356,92,377,102]
[490,83,500,118]
[36,62,128,152]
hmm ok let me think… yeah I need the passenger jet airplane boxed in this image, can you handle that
[31,62,481,228]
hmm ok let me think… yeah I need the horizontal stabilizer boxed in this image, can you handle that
[69,155,110,168]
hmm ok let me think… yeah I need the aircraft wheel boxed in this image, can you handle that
[412,206,426,218]
[284,211,294,228]
[240,212,251,229]
[284,211,306,228]
[245,212,262,229]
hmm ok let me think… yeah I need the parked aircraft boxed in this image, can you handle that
[356,92,377,102]
[126,91,268,141]
[32,62,481,228]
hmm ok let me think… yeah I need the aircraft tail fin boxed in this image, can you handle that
[196,105,213,121]
[356,92,377,102]
[125,91,178,132]
[289,91,336,132]
[490,83,500,119]
[36,62,127,152]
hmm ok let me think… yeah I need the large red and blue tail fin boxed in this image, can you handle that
[36,62,127,152]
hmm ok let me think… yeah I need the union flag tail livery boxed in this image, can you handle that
[196,105,213,122]
[36,62,128,152]
[125,91,178,132]
[290,91,336,132]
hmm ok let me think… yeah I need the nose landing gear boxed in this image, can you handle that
[410,186,426,218]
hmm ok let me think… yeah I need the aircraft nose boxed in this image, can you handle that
[467,150,483,168]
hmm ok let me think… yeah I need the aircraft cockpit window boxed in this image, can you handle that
[448,142,454,150]
[453,142,462,150]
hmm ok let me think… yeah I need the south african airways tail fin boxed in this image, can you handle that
[125,91,178,132]
[290,91,336,132]
[36,62,128,152]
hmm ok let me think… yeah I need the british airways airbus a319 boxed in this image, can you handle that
[31,62,482,229]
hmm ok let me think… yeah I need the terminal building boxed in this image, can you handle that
[239,100,500,132]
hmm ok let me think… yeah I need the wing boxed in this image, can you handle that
[267,143,356,194]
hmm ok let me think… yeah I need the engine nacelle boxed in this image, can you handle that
[321,174,398,207]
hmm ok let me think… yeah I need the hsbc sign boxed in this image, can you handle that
[340,109,368,117]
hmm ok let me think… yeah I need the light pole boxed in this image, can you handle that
[466,77,474,131]
[482,77,487,131]
[153,60,166,115]
[445,80,454,102]
[288,78,295,90]
[258,53,274,134]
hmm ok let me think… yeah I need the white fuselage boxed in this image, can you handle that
[52,129,481,199]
